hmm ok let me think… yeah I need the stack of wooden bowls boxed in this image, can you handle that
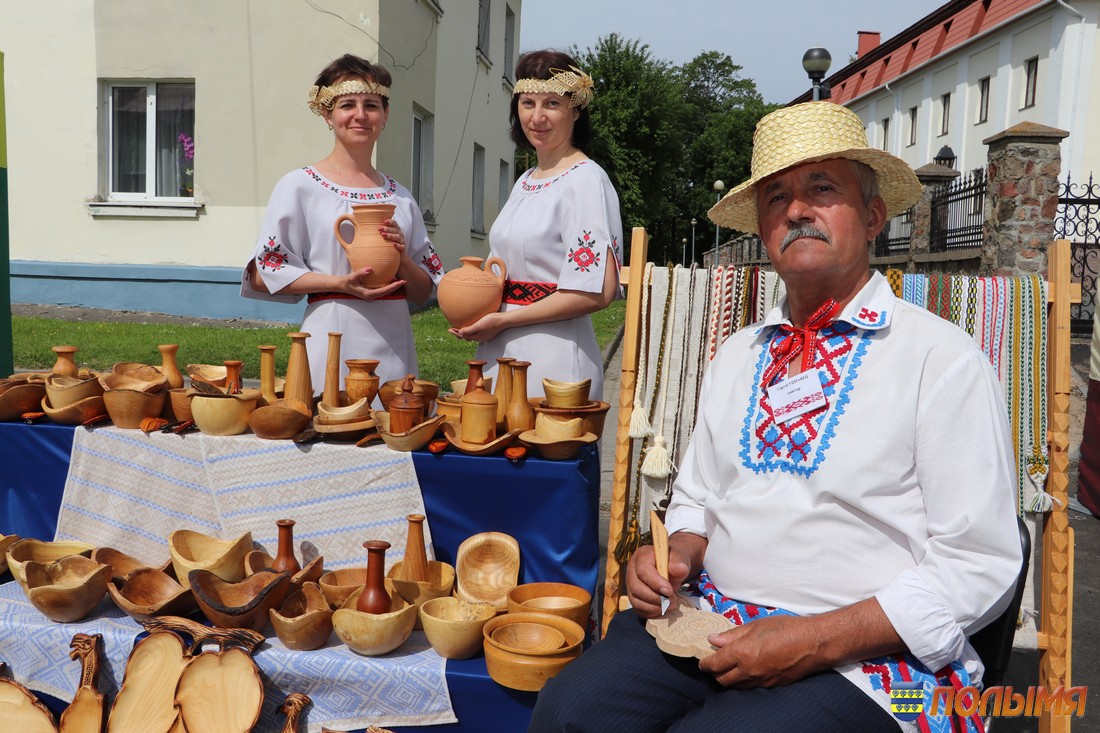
[41,373,106,425]
[99,364,169,429]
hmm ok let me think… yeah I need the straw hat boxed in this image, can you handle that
[708,102,923,235]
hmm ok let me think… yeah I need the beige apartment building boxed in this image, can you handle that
[0,0,521,321]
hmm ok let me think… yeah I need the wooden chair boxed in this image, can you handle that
[602,230,1079,731]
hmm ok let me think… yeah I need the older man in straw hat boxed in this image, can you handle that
[530,102,1021,732]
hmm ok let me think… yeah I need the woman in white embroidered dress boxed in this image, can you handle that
[242,55,443,397]
[449,51,622,401]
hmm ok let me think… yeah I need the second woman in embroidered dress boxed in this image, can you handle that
[448,50,623,401]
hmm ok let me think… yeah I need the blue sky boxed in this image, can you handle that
[519,0,946,104]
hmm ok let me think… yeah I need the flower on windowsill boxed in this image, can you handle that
[178,132,195,197]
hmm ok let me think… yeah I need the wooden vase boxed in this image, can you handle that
[284,332,313,407]
[271,519,301,575]
[223,360,244,394]
[51,346,79,378]
[493,358,515,427]
[357,540,392,614]
[464,360,487,396]
[344,359,381,405]
[157,344,185,390]
[323,332,342,407]
[388,375,425,434]
[258,345,278,406]
[396,514,429,583]
[505,361,535,433]
[460,378,497,445]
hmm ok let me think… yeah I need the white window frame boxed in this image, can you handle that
[477,0,491,60]
[503,6,516,83]
[976,76,990,124]
[411,106,436,223]
[939,93,951,136]
[881,117,890,151]
[472,144,486,235]
[907,106,918,147]
[1023,56,1038,109]
[104,80,194,203]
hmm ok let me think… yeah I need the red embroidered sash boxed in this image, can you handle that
[307,289,406,304]
[503,279,557,305]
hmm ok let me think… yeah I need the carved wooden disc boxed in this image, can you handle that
[645,600,734,660]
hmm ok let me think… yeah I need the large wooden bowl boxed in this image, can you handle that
[332,583,417,656]
[248,400,312,440]
[106,566,197,622]
[24,555,112,623]
[44,373,104,408]
[0,534,19,578]
[168,529,252,583]
[507,582,592,631]
[7,538,95,587]
[190,389,261,436]
[455,531,520,611]
[419,596,497,660]
[541,378,591,408]
[0,381,47,421]
[482,612,584,691]
[40,394,107,425]
[270,581,334,651]
[91,546,173,583]
[245,550,324,592]
[532,400,611,440]
[99,370,168,394]
[189,567,291,632]
[103,388,167,429]
[373,411,447,452]
[317,397,372,423]
[167,387,195,423]
[185,363,228,388]
[387,559,455,628]
[318,567,367,608]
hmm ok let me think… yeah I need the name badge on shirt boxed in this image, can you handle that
[768,369,827,424]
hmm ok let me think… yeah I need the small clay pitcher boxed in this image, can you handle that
[272,519,301,575]
[493,358,515,428]
[357,540,392,614]
[388,375,425,434]
[437,256,507,328]
[460,378,497,445]
[334,203,399,288]
[396,514,429,583]
[157,345,185,390]
[258,345,279,406]
[345,359,381,405]
[51,346,79,378]
[323,332,343,407]
[505,361,536,433]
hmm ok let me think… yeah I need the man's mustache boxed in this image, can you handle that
[780,224,830,252]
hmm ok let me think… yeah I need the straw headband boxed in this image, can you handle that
[513,66,595,108]
[708,102,923,235]
[307,79,390,115]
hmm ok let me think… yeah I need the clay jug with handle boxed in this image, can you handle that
[437,256,507,328]
[272,519,301,575]
[333,203,399,288]
[357,540,392,614]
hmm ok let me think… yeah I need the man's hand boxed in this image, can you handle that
[625,531,706,618]
[700,614,824,688]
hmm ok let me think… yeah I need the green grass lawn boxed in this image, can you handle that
[11,302,626,388]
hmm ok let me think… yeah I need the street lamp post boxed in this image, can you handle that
[690,218,697,266]
[802,47,832,101]
[681,238,688,267]
[713,180,725,247]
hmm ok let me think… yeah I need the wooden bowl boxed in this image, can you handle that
[169,529,252,583]
[532,400,611,440]
[40,394,108,426]
[518,430,598,461]
[333,584,418,656]
[378,379,440,411]
[0,534,19,578]
[185,363,228,388]
[373,411,446,452]
[387,559,456,627]
[440,421,520,457]
[419,596,497,660]
[7,538,95,587]
[190,389,260,436]
[100,369,168,394]
[450,377,492,395]
[0,381,47,421]
[312,415,376,441]
[167,387,194,423]
[490,622,566,654]
[507,582,592,631]
[482,612,585,691]
[270,581,334,651]
[103,388,167,429]
[106,566,197,621]
[317,397,372,422]
[24,555,112,623]
[189,567,291,631]
[248,400,312,440]
[44,373,104,408]
[455,532,520,611]
[318,567,367,608]
[541,378,591,408]
[245,550,324,591]
[91,546,173,583]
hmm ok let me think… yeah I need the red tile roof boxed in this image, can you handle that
[792,0,1051,105]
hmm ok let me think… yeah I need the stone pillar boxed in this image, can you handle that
[910,163,961,267]
[982,122,1069,276]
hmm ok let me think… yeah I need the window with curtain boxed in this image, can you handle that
[977,77,990,124]
[412,106,436,222]
[939,93,951,136]
[907,106,918,146]
[107,81,195,200]
[472,144,486,234]
[477,0,491,58]
[1023,57,1038,109]
[503,6,516,82]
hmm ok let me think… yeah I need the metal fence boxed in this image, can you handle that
[1054,171,1100,334]
[873,210,913,257]
[930,167,986,252]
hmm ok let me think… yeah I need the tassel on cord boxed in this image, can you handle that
[629,401,652,439]
[1024,447,1053,513]
[629,263,655,439]
[614,517,640,565]
[641,434,674,479]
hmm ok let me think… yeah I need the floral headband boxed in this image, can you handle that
[307,79,390,115]
[513,66,595,108]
